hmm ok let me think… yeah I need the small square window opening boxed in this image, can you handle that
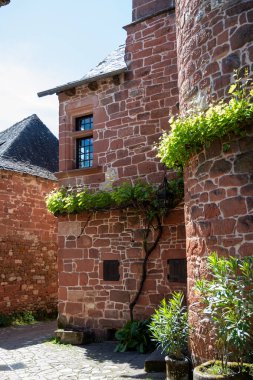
[103,260,120,281]
[167,259,187,283]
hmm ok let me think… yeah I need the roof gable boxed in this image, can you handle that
[81,44,126,81]
[38,44,127,97]
[0,114,59,179]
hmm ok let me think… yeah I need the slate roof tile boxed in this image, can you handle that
[0,114,59,180]
[38,44,127,97]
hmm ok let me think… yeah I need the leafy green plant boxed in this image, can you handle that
[0,311,35,326]
[12,311,35,325]
[0,313,12,327]
[157,71,253,170]
[149,292,188,360]
[33,308,58,321]
[44,336,72,347]
[46,178,183,217]
[0,309,57,328]
[115,320,153,353]
[195,252,253,374]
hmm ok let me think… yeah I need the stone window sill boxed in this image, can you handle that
[55,166,102,179]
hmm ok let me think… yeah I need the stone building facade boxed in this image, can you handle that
[40,0,186,336]
[0,115,58,315]
[40,0,253,359]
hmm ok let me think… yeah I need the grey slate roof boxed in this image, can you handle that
[0,114,59,180]
[38,44,127,97]
[0,0,10,7]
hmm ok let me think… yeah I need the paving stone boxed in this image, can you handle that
[0,321,164,379]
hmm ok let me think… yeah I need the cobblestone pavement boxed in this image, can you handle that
[0,321,164,380]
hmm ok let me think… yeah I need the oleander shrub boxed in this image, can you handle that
[195,252,253,374]
[149,291,188,360]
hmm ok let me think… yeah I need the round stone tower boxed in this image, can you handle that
[176,0,253,111]
[176,0,253,364]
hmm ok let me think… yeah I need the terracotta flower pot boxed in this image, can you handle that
[165,355,189,380]
[193,360,253,380]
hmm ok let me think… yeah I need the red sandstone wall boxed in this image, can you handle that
[58,9,178,185]
[56,8,185,333]
[0,170,58,315]
[185,126,253,363]
[176,0,253,110]
[58,205,186,335]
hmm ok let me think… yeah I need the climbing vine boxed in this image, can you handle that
[157,71,253,170]
[46,177,184,320]
[46,179,183,218]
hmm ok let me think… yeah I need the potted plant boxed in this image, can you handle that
[193,252,253,379]
[149,291,189,380]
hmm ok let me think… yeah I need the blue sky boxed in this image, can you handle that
[0,0,132,136]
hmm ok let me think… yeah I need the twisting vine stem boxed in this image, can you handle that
[129,214,163,322]
[76,212,92,239]
[46,176,184,321]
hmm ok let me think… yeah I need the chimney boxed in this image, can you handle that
[132,0,175,22]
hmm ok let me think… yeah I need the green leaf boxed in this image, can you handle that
[228,84,237,94]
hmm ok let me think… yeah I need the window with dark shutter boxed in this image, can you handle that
[167,259,187,283]
[103,260,120,281]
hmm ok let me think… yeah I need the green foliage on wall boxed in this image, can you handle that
[46,178,184,218]
[157,71,253,170]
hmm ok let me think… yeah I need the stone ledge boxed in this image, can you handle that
[55,329,94,345]
[55,166,102,179]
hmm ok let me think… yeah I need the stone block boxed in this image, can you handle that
[237,215,253,233]
[58,222,81,237]
[220,196,247,217]
[204,203,220,219]
[219,174,248,187]
[231,24,253,50]
[222,53,240,74]
[209,159,232,177]
[239,242,253,256]
[234,151,253,173]
[55,329,94,345]
[110,290,129,303]
[211,218,236,235]
[76,235,92,248]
